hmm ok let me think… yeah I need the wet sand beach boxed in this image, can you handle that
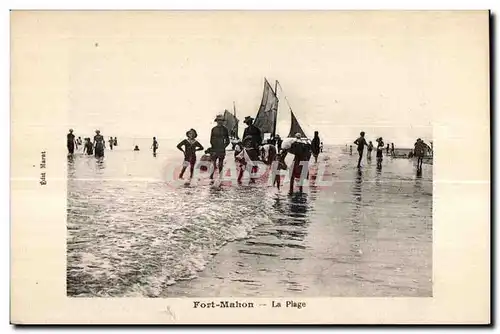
[164,149,432,297]
[67,140,432,297]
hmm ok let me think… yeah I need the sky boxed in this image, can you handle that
[63,11,486,147]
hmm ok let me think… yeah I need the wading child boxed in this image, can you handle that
[367,141,374,160]
[151,137,159,156]
[177,128,204,179]
[272,153,288,190]
[83,138,93,155]
[199,148,212,172]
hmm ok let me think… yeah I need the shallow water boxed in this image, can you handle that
[67,140,432,297]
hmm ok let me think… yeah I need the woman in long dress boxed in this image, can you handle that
[311,131,321,163]
[93,130,105,158]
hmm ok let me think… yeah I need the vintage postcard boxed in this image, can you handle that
[10,11,490,324]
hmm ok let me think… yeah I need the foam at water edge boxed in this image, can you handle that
[116,213,272,297]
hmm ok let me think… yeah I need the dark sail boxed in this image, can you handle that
[287,110,307,138]
[254,79,278,136]
[223,109,239,138]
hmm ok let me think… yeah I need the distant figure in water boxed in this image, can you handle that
[77,136,82,146]
[67,129,76,155]
[386,143,390,155]
[376,137,384,169]
[114,137,118,146]
[320,141,324,153]
[134,145,140,151]
[279,133,312,194]
[210,115,230,180]
[83,137,93,155]
[177,128,204,180]
[349,145,353,155]
[74,133,79,150]
[354,131,368,168]
[108,137,114,150]
[151,137,159,156]
[93,130,105,158]
[391,143,395,157]
[414,138,428,171]
[311,131,321,163]
[367,141,374,160]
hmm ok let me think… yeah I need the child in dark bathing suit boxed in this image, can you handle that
[367,141,373,160]
[376,137,384,169]
[177,128,204,179]
[83,137,93,155]
[198,148,213,172]
[151,137,159,155]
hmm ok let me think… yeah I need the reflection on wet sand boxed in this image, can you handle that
[349,170,364,262]
[168,149,433,298]
[237,193,313,294]
[164,191,316,297]
[271,193,311,242]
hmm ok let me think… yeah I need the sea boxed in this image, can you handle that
[67,137,432,297]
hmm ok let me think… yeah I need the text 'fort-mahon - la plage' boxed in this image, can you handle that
[193,300,306,309]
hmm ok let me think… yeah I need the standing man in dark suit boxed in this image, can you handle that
[210,114,230,180]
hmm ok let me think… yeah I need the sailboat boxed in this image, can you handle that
[251,78,311,192]
[253,78,308,142]
[222,101,240,150]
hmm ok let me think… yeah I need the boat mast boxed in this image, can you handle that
[233,101,238,139]
[272,80,279,139]
[277,80,308,138]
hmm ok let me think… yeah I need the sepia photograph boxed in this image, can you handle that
[63,12,433,299]
[10,10,489,324]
